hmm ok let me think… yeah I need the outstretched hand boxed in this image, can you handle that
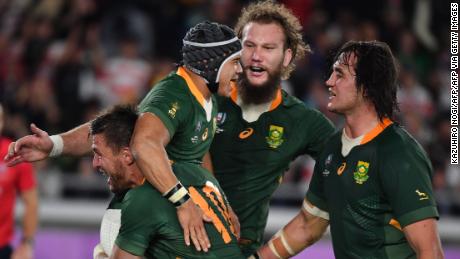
[177,199,212,252]
[4,124,53,166]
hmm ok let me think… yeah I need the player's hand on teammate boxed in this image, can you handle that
[177,199,212,252]
[228,205,241,239]
[4,123,53,166]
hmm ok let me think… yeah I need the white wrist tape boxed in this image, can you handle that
[302,199,329,220]
[162,182,191,207]
[268,239,282,259]
[169,186,188,203]
[49,135,64,157]
[267,229,296,259]
[275,229,295,256]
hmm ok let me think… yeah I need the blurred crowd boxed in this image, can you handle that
[0,0,457,215]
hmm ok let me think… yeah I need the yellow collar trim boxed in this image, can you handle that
[176,67,205,107]
[360,118,393,145]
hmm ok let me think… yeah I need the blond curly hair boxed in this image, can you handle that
[235,0,310,79]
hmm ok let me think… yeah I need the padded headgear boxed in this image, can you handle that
[182,21,242,93]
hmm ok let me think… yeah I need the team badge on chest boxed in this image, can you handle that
[266,125,284,148]
[353,161,370,184]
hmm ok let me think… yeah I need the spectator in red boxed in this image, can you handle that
[0,103,38,259]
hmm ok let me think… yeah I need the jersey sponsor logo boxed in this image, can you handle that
[266,125,284,148]
[337,162,346,176]
[322,169,330,177]
[415,189,429,200]
[202,128,209,141]
[353,161,370,184]
[168,102,180,118]
[239,128,254,139]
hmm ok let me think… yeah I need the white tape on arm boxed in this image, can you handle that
[267,239,282,259]
[302,199,329,220]
[49,135,64,157]
[277,230,295,256]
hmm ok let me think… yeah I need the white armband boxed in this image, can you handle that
[267,229,296,259]
[49,135,64,157]
[302,199,329,220]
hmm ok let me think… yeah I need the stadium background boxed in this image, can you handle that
[0,0,458,258]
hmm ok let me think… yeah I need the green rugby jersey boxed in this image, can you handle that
[306,120,439,259]
[107,162,244,259]
[209,88,335,255]
[139,67,217,163]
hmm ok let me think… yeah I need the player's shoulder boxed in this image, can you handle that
[377,123,428,159]
[281,91,322,115]
[139,71,193,111]
[150,71,188,96]
[281,91,334,128]
[123,183,166,208]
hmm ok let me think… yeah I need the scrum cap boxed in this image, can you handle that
[182,21,242,93]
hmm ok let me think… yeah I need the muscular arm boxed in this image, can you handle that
[131,112,211,251]
[60,123,92,156]
[130,112,177,193]
[5,123,92,166]
[257,203,329,258]
[403,218,444,259]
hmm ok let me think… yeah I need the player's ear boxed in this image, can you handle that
[121,147,135,165]
[282,48,293,67]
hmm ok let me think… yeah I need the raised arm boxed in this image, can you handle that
[5,123,92,166]
[130,112,211,252]
[255,200,329,259]
[403,218,444,259]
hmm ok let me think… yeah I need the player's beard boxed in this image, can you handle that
[237,64,282,105]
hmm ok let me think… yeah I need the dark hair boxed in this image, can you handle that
[90,105,138,153]
[334,40,399,121]
[235,0,310,79]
